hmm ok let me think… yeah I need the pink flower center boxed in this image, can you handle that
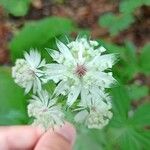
[75,64,87,77]
[42,108,48,112]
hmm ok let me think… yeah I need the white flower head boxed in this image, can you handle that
[12,50,46,94]
[12,36,118,130]
[28,90,64,131]
[74,94,113,129]
[46,37,117,106]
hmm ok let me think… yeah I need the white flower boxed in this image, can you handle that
[74,94,113,129]
[12,50,46,93]
[46,37,117,106]
[28,90,64,130]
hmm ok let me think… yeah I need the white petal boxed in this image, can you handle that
[25,81,33,94]
[88,54,117,71]
[78,44,85,64]
[74,110,89,123]
[98,54,117,69]
[81,87,89,105]
[38,59,46,68]
[56,39,74,61]
[67,85,81,106]
[97,46,106,52]
[90,40,99,46]
[33,81,37,94]
[46,48,64,63]
[24,50,41,68]
[46,63,65,71]
[35,76,42,91]
[89,85,107,99]
[54,81,68,96]
[30,50,41,67]
[97,72,116,88]
[45,64,66,80]
[24,51,31,63]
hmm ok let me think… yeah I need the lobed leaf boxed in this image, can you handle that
[139,44,150,75]
[130,103,150,127]
[99,13,134,36]
[127,84,149,101]
[110,85,130,124]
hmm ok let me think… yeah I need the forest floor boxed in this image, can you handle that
[0,0,150,64]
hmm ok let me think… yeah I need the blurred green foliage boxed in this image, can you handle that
[10,17,76,62]
[0,67,28,125]
[139,44,150,74]
[127,84,149,101]
[99,13,134,36]
[0,0,66,16]
[0,0,150,149]
[0,0,31,16]
[99,0,150,36]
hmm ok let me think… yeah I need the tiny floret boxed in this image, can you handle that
[28,90,64,131]
[12,50,46,94]
[74,91,113,129]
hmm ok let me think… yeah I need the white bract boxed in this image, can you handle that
[75,106,112,129]
[74,92,113,129]
[12,36,117,130]
[12,50,46,94]
[46,37,117,106]
[28,90,64,130]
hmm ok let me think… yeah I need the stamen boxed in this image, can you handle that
[42,108,48,112]
[75,64,87,77]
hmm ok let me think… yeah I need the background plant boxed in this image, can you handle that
[99,0,150,36]
[0,0,150,149]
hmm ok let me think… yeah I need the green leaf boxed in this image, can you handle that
[120,0,140,14]
[120,0,150,14]
[99,13,134,36]
[127,84,149,101]
[109,126,150,150]
[74,129,110,150]
[109,127,142,150]
[0,0,30,16]
[124,42,137,64]
[120,42,138,80]
[110,85,130,125]
[99,0,150,36]
[9,17,76,62]
[139,44,150,75]
[136,130,150,149]
[130,103,150,127]
[0,67,29,125]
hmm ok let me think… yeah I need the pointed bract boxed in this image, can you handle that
[12,50,46,94]
[28,90,64,131]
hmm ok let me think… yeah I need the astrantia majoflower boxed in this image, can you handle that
[46,38,117,106]
[28,90,64,130]
[12,50,46,94]
[12,36,118,130]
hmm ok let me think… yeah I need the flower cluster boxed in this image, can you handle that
[12,37,117,130]
[12,50,46,94]
[28,90,64,130]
